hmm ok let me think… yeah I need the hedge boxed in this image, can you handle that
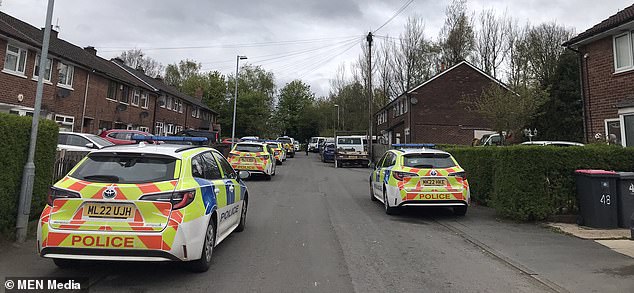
[445,145,634,221]
[0,113,58,237]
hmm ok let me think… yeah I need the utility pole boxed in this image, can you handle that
[16,0,55,243]
[367,32,373,164]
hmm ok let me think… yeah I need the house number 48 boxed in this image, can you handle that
[600,194,611,205]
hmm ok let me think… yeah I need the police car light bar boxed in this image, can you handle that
[131,135,208,142]
[392,143,436,149]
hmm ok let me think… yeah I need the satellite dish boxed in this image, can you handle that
[410,97,418,105]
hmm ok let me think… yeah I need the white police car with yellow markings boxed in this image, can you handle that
[38,136,250,272]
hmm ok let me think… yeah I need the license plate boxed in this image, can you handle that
[83,203,135,219]
[421,179,447,186]
[241,157,255,162]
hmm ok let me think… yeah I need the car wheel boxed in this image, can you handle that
[383,187,397,215]
[370,183,377,201]
[53,258,79,269]
[453,206,468,216]
[265,174,272,181]
[187,220,216,272]
[236,199,248,232]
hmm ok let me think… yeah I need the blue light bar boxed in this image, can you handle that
[131,135,208,142]
[392,143,436,149]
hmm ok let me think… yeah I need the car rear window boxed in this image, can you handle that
[277,138,292,143]
[403,153,456,168]
[235,144,264,153]
[71,153,177,183]
[338,138,362,144]
[85,134,114,147]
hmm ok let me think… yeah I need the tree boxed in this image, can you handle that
[474,9,511,78]
[164,60,202,87]
[229,65,276,138]
[465,84,548,143]
[439,0,475,66]
[525,23,575,87]
[119,49,164,78]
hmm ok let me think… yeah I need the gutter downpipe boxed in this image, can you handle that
[80,71,91,132]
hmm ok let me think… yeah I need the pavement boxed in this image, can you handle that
[1,153,634,292]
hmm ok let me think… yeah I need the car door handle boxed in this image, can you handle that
[214,188,221,194]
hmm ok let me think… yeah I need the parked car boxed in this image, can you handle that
[321,143,335,163]
[99,129,153,145]
[39,140,250,272]
[276,136,295,158]
[175,129,219,144]
[222,138,242,144]
[293,141,300,151]
[227,142,277,180]
[334,135,369,168]
[309,137,325,152]
[520,141,584,147]
[370,145,470,215]
[58,132,114,152]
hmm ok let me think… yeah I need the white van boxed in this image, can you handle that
[309,136,325,152]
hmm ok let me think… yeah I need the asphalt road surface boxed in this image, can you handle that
[15,154,557,293]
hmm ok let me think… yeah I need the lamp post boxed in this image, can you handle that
[334,104,340,131]
[231,55,247,148]
[16,0,55,243]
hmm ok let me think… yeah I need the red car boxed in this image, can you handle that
[221,138,242,144]
[99,129,153,145]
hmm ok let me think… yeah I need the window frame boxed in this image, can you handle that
[54,114,75,132]
[4,43,28,75]
[33,54,53,82]
[57,62,74,88]
[106,81,118,101]
[131,89,140,106]
[140,91,149,109]
[155,122,164,136]
[613,32,634,73]
[158,95,166,108]
[166,96,173,110]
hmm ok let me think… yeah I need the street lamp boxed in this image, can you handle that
[231,55,247,148]
[334,104,340,131]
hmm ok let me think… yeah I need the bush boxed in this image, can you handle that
[445,145,634,221]
[0,113,58,237]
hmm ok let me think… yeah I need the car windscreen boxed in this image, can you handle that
[277,138,292,143]
[338,137,362,145]
[403,153,456,169]
[70,153,177,184]
[266,143,280,149]
[235,144,264,153]
[85,134,114,147]
[311,138,318,143]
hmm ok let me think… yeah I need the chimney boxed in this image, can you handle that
[195,87,203,100]
[136,66,144,73]
[83,46,97,55]
[441,62,446,71]
[41,26,58,39]
[111,57,124,64]
[154,75,163,82]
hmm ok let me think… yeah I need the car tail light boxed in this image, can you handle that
[260,155,270,159]
[393,171,416,181]
[47,188,80,206]
[449,171,466,179]
[140,190,196,210]
[274,151,279,155]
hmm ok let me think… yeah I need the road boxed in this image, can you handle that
[3,153,633,292]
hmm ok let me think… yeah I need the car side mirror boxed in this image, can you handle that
[238,171,250,180]
[85,143,95,149]
[370,162,377,169]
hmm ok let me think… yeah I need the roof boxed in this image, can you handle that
[393,148,449,155]
[376,61,511,114]
[90,143,210,159]
[0,11,150,90]
[112,60,217,114]
[564,4,634,46]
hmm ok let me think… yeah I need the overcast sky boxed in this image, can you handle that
[1,0,632,97]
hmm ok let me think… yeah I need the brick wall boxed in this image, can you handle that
[579,36,634,142]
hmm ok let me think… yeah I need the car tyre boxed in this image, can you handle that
[53,258,79,269]
[265,174,272,181]
[383,187,398,215]
[453,206,468,216]
[187,220,216,273]
[370,183,377,201]
[236,199,248,232]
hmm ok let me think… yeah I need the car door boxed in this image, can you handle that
[200,151,238,239]
[213,151,245,226]
[372,153,389,195]
[63,134,92,152]
[377,152,396,192]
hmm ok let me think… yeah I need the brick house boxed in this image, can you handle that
[375,61,509,146]
[563,4,634,146]
[112,59,219,135]
[0,11,160,133]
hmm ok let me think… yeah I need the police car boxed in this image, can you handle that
[265,141,286,165]
[370,144,470,216]
[38,136,250,272]
[227,142,276,180]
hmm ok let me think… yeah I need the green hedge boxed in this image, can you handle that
[445,145,634,221]
[0,113,58,237]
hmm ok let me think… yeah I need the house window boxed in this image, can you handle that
[33,54,53,81]
[131,89,140,106]
[166,123,174,134]
[107,81,117,100]
[139,126,149,132]
[54,114,74,132]
[191,107,198,118]
[614,32,633,72]
[166,96,172,110]
[404,99,408,113]
[57,62,74,87]
[158,95,166,108]
[605,119,622,145]
[175,100,182,113]
[120,85,130,104]
[155,122,164,136]
[175,125,183,133]
[140,91,148,108]
[4,44,27,74]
